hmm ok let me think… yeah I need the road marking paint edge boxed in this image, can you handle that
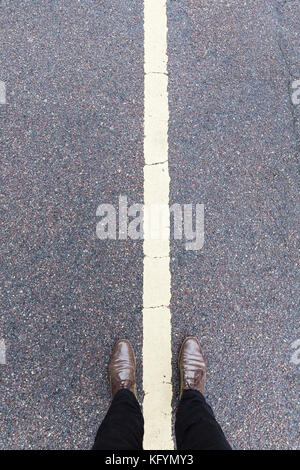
[143,0,173,450]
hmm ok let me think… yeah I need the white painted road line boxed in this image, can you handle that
[0,339,6,365]
[143,0,173,450]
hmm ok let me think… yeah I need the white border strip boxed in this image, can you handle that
[143,0,173,450]
[0,81,6,104]
[0,339,6,365]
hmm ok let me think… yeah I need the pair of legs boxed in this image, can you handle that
[92,337,232,450]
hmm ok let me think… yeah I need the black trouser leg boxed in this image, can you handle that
[92,389,144,450]
[175,390,232,450]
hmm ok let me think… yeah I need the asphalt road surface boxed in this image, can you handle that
[0,0,299,450]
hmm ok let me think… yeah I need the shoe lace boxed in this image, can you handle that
[186,370,204,389]
[120,379,134,389]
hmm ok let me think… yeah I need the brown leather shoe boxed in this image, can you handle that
[108,340,136,398]
[179,336,206,397]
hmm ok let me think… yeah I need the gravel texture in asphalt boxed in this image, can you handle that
[0,0,144,449]
[168,0,299,450]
